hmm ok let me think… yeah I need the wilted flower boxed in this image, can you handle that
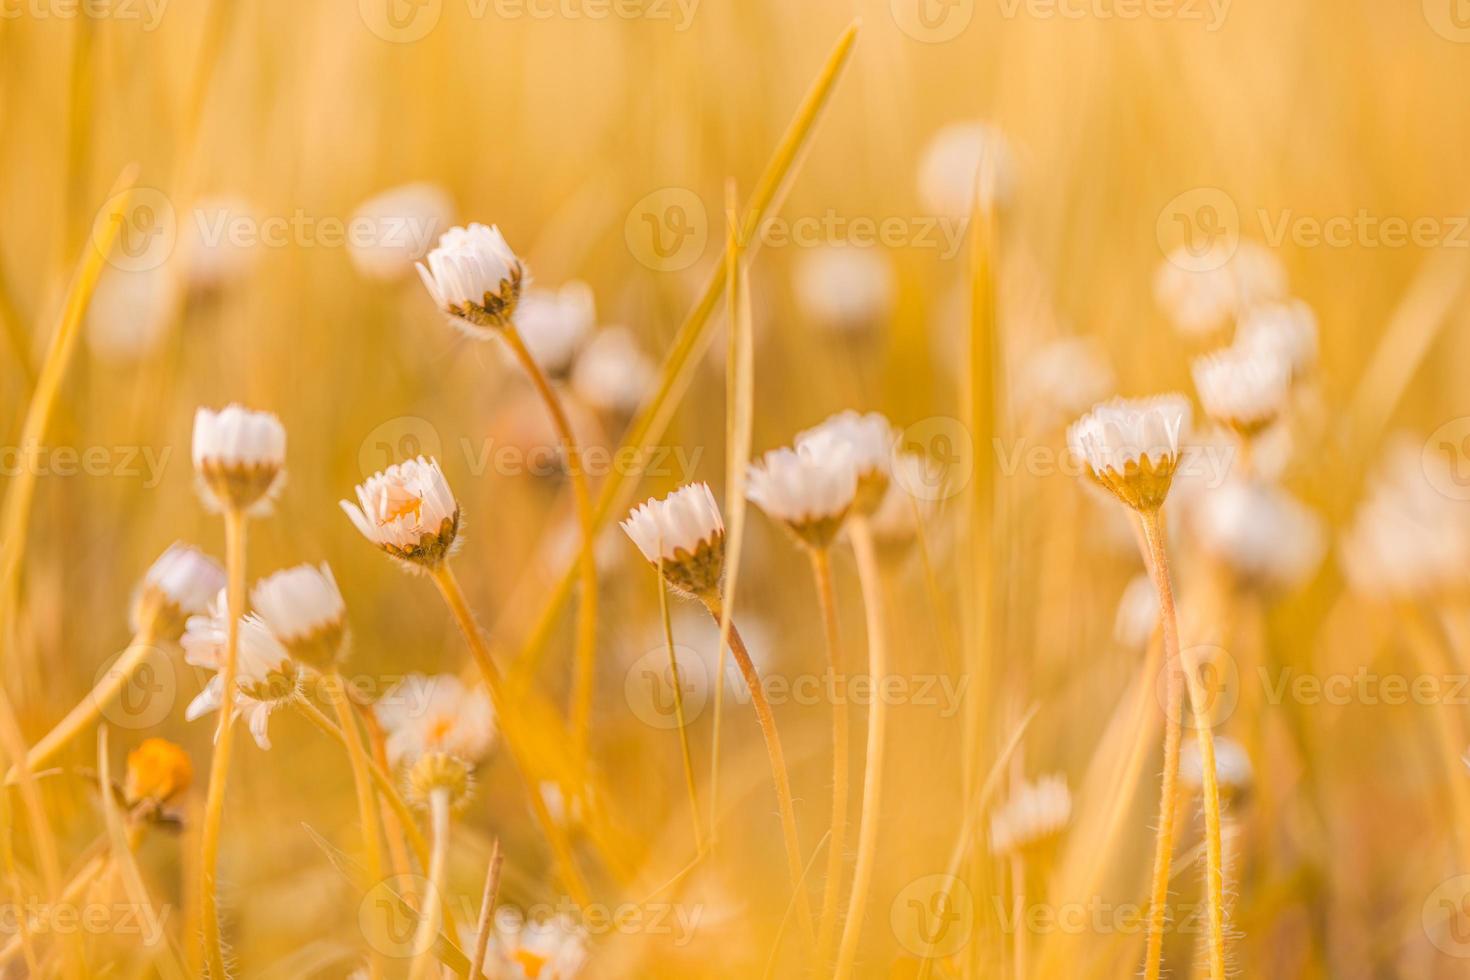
[183,596,300,750]
[251,562,348,668]
[917,120,1015,216]
[1192,345,1291,436]
[990,774,1071,855]
[130,542,226,640]
[512,281,595,376]
[347,182,455,281]
[621,482,726,599]
[571,326,656,416]
[1066,396,1191,512]
[341,456,461,572]
[416,222,525,336]
[192,405,287,515]
[791,246,895,334]
[747,446,858,549]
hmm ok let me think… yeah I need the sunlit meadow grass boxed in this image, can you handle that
[4,2,1470,978]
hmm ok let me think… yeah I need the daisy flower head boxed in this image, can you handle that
[621,482,726,600]
[341,456,461,572]
[192,404,287,515]
[1234,298,1318,379]
[376,673,495,808]
[1017,337,1116,434]
[1195,479,1326,592]
[747,445,859,550]
[495,915,588,980]
[795,410,896,515]
[571,326,656,417]
[792,245,896,335]
[511,280,595,377]
[416,222,525,338]
[251,562,348,669]
[917,120,1016,217]
[1192,344,1291,437]
[989,774,1071,856]
[130,542,226,640]
[1066,395,1192,513]
[183,595,300,750]
[347,181,455,282]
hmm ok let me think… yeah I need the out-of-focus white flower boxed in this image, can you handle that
[1017,337,1116,434]
[1066,396,1191,512]
[131,543,226,640]
[183,596,299,750]
[347,182,455,281]
[747,446,858,549]
[192,405,287,515]
[792,246,895,334]
[1234,298,1318,378]
[416,222,525,336]
[494,916,588,980]
[375,673,495,769]
[621,482,725,598]
[341,457,461,571]
[1196,479,1326,591]
[571,326,655,415]
[990,774,1071,855]
[795,410,895,514]
[180,196,258,291]
[1182,735,1253,795]
[917,121,1015,216]
[867,452,941,544]
[86,265,181,363]
[1340,442,1470,598]
[1192,344,1292,436]
[512,281,595,376]
[1114,573,1159,650]
[251,563,348,668]
[1154,240,1287,339]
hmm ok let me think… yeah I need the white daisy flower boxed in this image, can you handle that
[341,456,461,571]
[866,452,941,544]
[180,196,258,291]
[792,246,895,334]
[374,673,495,769]
[1016,337,1116,434]
[1154,240,1287,340]
[1195,479,1325,591]
[1234,298,1318,378]
[416,222,525,336]
[571,326,656,416]
[511,281,595,376]
[131,542,226,640]
[621,482,726,598]
[192,404,287,515]
[86,265,180,364]
[347,182,455,282]
[183,596,299,750]
[990,774,1071,855]
[747,446,858,549]
[1192,344,1292,436]
[1066,395,1192,512]
[917,120,1015,217]
[251,562,348,668]
[495,916,588,980]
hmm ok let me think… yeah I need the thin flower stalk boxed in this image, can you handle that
[326,669,387,980]
[810,545,850,971]
[468,839,504,980]
[656,558,705,853]
[406,787,452,980]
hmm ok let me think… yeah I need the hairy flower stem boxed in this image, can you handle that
[469,839,504,980]
[834,518,890,979]
[500,323,600,773]
[326,669,387,980]
[809,546,849,972]
[200,507,246,979]
[431,564,591,906]
[656,561,705,853]
[407,788,451,980]
[1138,508,1227,980]
[699,594,814,942]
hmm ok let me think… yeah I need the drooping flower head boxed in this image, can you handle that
[1067,395,1191,513]
[621,482,726,599]
[341,456,461,572]
[376,673,495,808]
[416,222,525,337]
[183,594,300,750]
[989,774,1071,855]
[1192,345,1291,437]
[130,542,226,640]
[747,447,858,549]
[795,410,896,516]
[494,916,588,980]
[252,562,348,668]
[512,281,595,377]
[192,405,287,514]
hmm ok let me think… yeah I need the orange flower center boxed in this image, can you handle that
[513,949,549,978]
